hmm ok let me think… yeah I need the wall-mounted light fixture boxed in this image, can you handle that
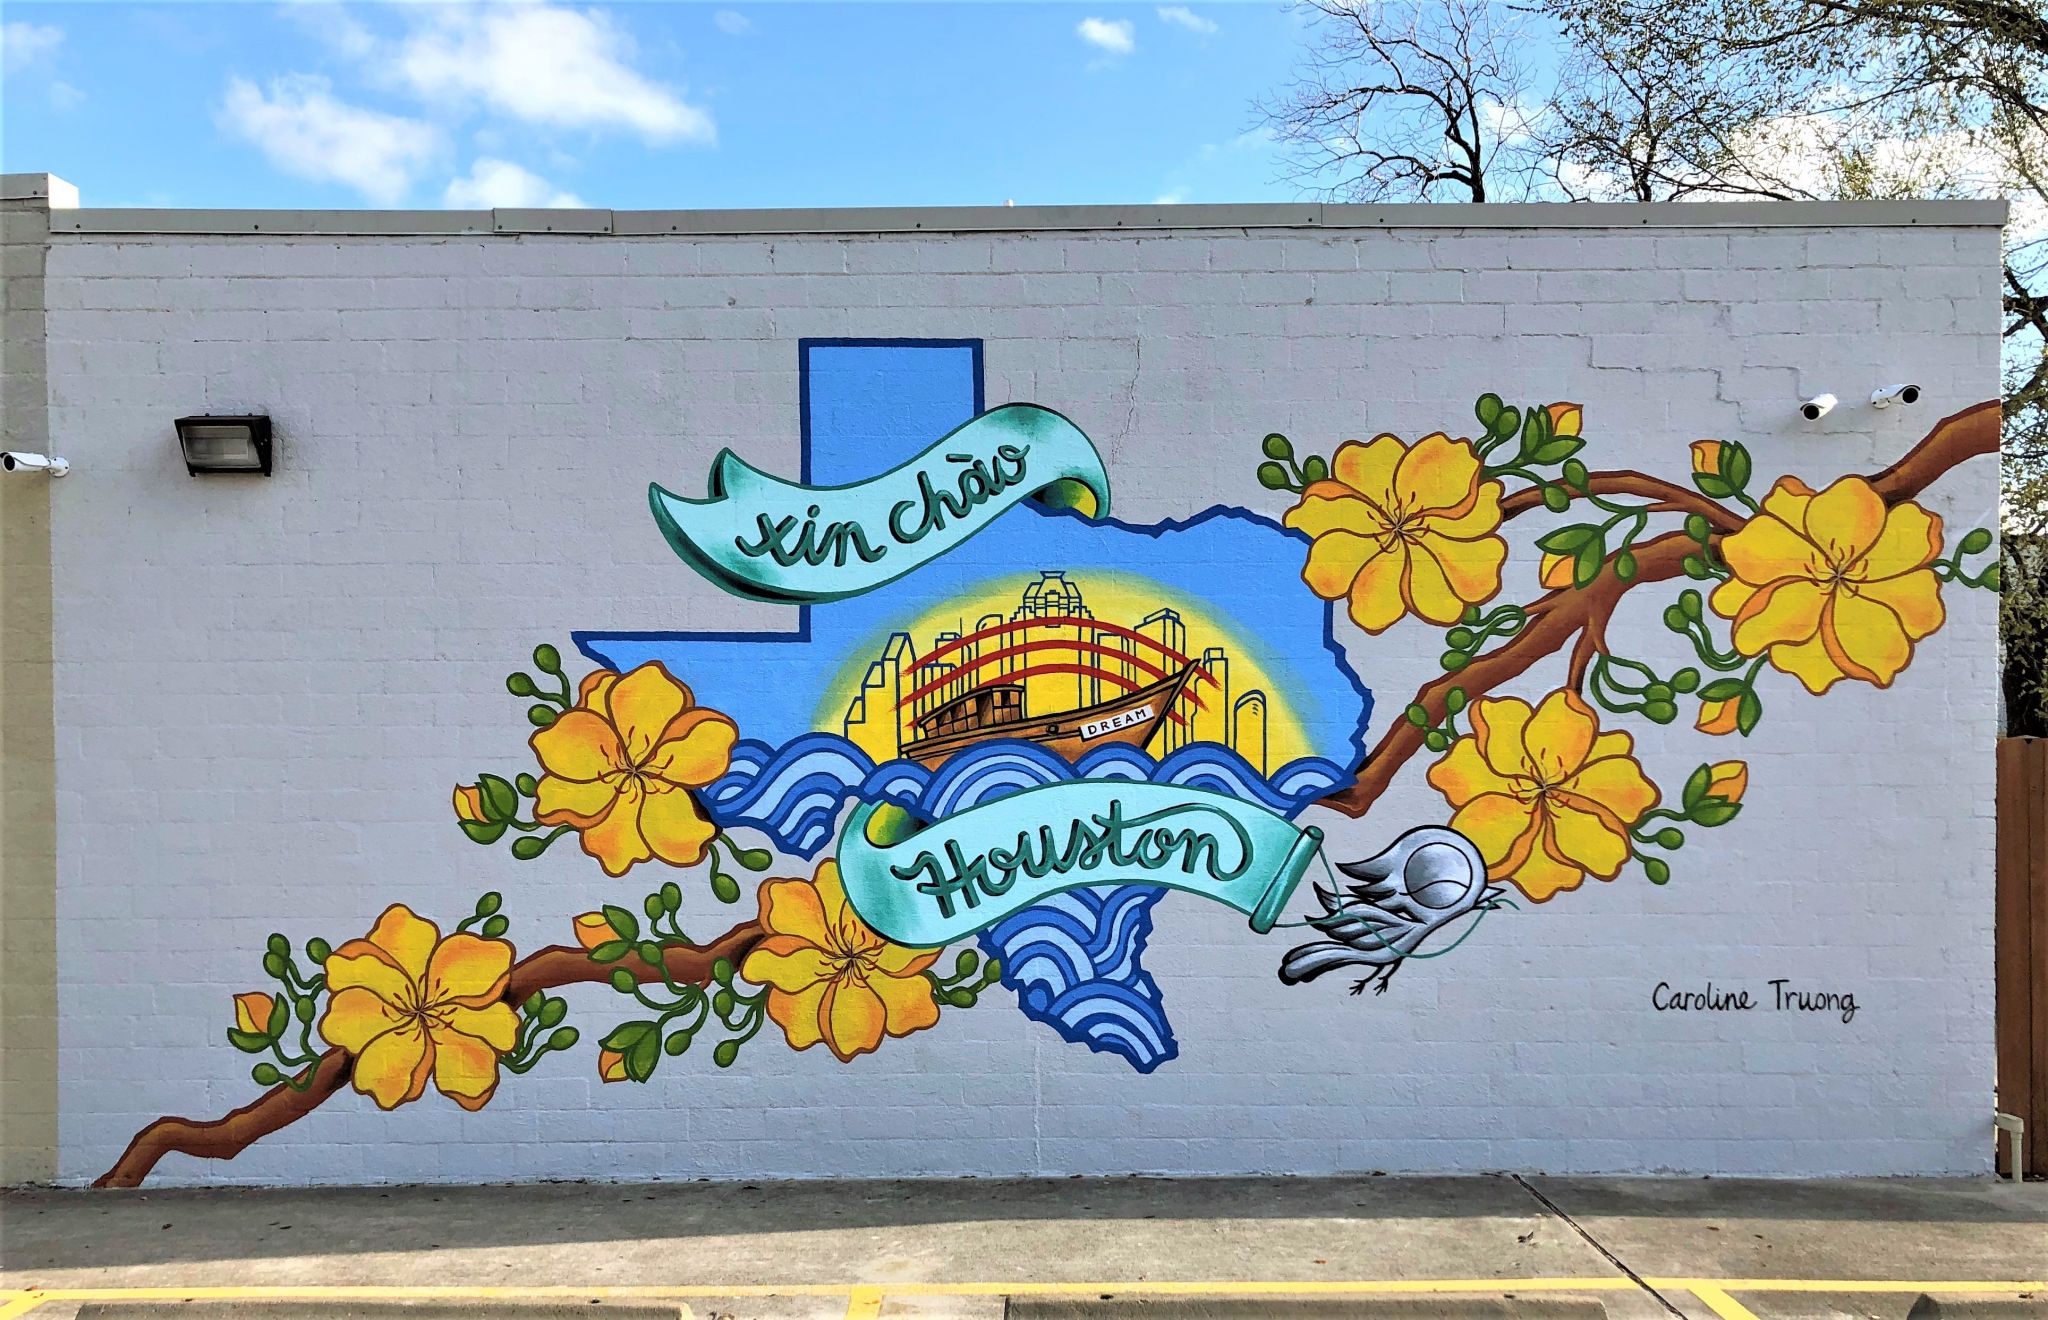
[1870,384,1921,409]
[176,415,273,476]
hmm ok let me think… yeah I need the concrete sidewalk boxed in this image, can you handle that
[2,1176,2043,1320]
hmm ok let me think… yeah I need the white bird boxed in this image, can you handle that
[1278,827,1505,995]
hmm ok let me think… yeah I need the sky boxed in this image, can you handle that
[0,1,1312,211]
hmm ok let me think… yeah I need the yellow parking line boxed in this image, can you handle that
[844,1285,886,1319]
[1692,1286,1766,1320]
[0,1294,47,1320]
[1651,1281,2045,1293]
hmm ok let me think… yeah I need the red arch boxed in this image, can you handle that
[914,615,1213,683]
[900,639,1211,712]
[911,664,1191,728]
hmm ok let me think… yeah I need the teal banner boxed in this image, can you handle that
[648,404,1111,604]
[837,781,1324,949]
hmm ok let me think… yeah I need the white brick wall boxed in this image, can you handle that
[37,215,2004,1184]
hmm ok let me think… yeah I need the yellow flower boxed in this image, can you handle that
[572,911,613,953]
[233,991,275,1036]
[1426,690,1661,903]
[742,860,942,1062]
[1705,761,1747,804]
[1283,432,1507,633]
[1695,697,1740,736]
[597,1048,629,1083]
[1546,402,1583,438]
[451,784,487,824]
[318,904,519,1112]
[1709,475,1945,694]
[530,661,739,878]
[1691,440,1724,475]
[1539,551,1573,591]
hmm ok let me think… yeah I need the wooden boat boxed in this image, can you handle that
[899,666,1196,769]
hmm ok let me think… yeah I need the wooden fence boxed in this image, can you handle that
[1996,736,2047,1177]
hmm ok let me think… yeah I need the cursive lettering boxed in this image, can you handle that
[890,798,1252,920]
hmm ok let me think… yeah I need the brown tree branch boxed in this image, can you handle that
[1314,398,2001,820]
[95,917,767,1188]
[1501,470,1747,532]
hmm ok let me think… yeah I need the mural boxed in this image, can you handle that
[95,337,2001,1186]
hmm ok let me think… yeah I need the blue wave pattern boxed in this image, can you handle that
[977,885,1177,1072]
[702,732,1349,857]
[701,731,1347,1074]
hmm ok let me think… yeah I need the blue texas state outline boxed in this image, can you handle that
[573,339,1374,1073]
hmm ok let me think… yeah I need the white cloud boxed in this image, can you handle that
[394,5,713,144]
[1154,189,1189,205]
[2,21,62,73]
[219,75,441,205]
[1077,17,1135,55]
[713,10,752,36]
[48,79,83,110]
[1155,6,1217,35]
[443,157,587,209]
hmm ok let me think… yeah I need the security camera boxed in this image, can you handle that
[1870,384,1921,409]
[1798,394,1837,421]
[0,451,68,476]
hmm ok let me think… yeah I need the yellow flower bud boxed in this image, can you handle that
[598,1048,629,1083]
[1539,552,1573,590]
[1690,440,1724,476]
[452,784,487,824]
[1705,760,1748,804]
[1695,698,1740,736]
[1546,402,1583,439]
[572,912,612,952]
[234,991,275,1035]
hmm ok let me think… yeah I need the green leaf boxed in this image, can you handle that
[294,996,315,1024]
[664,1029,693,1056]
[1692,472,1736,499]
[1718,442,1752,490]
[1405,703,1431,727]
[459,819,509,846]
[1560,458,1589,491]
[711,872,742,904]
[624,1031,661,1082]
[1496,404,1522,440]
[735,847,774,871]
[1643,857,1671,885]
[1736,690,1763,735]
[480,915,508,939]
[226,1027,272,1054]
[588,940,630,964]
[265,997,290,1037]
[712,1039,741,1068]
[515,773,538,797]
[1572,539,1606,589]
[1684,513,1712,543]
[1530,437,1584,465]
[251,1063,284,1087]
[600,1020,654,1053]
[523,991,545,1015]
[478,776,519,823]
[305,937,331,963]
[532,643,563,675]
[506,672,538,697]
[527,704,558,728]
[643,893,664,920]
[1255,461,1289,490]
[1300,455,1329,484]
[1983,563,2003,591]
[1682,764,1712,810]
[1690,800,1742,827]
[1475,393,1503,431]
[1261,433,1293,460]
[1697,678,1747,702]
[509,835,550,860]
[475,891,502,917]
[1541,484,1570,512]
[601,904,640,942]
[636,940,665,967]
[1613,550,1637,582]
[1536,524,1600,554]
[546,1027,578,1051]
[1960,527,1993,555]
[538,998,568,1029]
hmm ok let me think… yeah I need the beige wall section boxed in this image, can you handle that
[0,173,67,1184]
